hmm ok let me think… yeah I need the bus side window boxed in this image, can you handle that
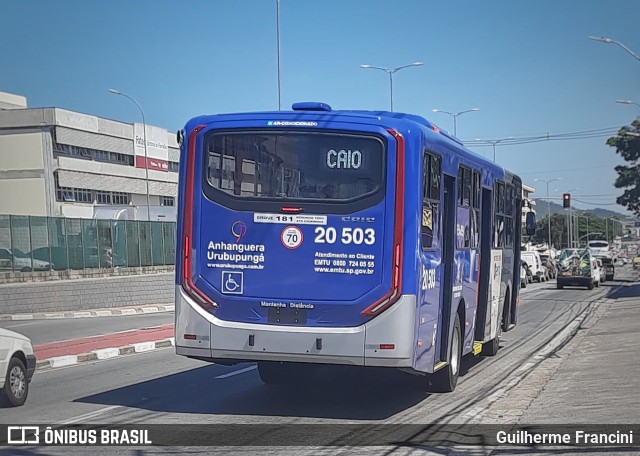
[422,152,441,250]
[470,171,481,249]
[494,181,505,248]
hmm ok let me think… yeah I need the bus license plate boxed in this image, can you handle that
[268,307,308,325]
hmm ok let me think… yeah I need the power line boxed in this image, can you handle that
[572,198,623,206]
[462,126,621,147]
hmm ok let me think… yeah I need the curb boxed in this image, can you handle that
[36,337,176,371]
[0,305,174,321]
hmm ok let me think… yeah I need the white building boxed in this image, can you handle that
[0,91,179,221]
[522,182,536,226]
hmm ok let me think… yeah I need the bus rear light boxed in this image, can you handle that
[281,207,304,213]
[181,125,217,311]
[184,334,197,340]
[379,344,395,350]
[361,129,405,317]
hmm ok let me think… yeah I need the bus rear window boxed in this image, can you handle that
[205,131,384,201]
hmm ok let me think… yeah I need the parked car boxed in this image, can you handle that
[634,256,640,270]
[0,248,53,272]
[556,248,599,290]
[521,251,546,282]
[0,328,36,407]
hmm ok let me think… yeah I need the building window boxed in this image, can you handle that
[112,192,130,205]
[54,173,131,205]
[96,191,112,204]
[95,150,110,162]
[161,196,175,207]
[169,161,180,173]
[54,141,135,167]
[108,152,134,166]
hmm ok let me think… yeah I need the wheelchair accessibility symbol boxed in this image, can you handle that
[221,271,244,294]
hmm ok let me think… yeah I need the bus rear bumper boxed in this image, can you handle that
[175,288,417,369]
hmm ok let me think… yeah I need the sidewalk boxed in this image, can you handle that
[0,303,174,321]
[35,323,175,371]
[520,281,640,423]
[0,303,177,371]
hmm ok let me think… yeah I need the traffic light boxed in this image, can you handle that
[563,193,571,208]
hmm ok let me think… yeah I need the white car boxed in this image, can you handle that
[0,328,36,407]
[521,251,546,282]
[0,248,52,272]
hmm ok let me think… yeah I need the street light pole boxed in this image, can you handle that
[576,214,589,246]
[431,108,479,136]
[474,137,514,162]
[360,62,423,112]
[589,36,640,62]
[535,178,561,252]
[616,99,640,109]
[108,88,151,222]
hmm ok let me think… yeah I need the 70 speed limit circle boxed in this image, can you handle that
[281,225,304,249]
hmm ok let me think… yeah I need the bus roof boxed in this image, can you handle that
[184,102,512,182]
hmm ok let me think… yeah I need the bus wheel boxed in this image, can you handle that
[483,294,509,357]
[427,314,461,393]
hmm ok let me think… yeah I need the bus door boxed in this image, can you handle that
[475,187,494,342]
[436,174,456,364]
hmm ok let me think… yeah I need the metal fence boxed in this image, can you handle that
[0,215,176,272]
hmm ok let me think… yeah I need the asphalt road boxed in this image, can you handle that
[0,268,636,455]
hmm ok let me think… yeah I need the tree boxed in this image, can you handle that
[607,119,640,216]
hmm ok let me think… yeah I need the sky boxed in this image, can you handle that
[2,0,639,217]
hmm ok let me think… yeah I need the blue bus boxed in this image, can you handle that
[175,102,535,392]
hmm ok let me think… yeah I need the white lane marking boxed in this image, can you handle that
[215,365,257,379]
[57,405,124,425]
[5,322,38,328]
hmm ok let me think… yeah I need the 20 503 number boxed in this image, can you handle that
[314,227,375,245]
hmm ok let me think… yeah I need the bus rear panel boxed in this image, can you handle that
[175,103,522,386]
[176,110,418,369]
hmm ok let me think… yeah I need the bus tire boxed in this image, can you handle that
[587,281,594,290]
[427,313,462,393]
[483,293,509,357]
